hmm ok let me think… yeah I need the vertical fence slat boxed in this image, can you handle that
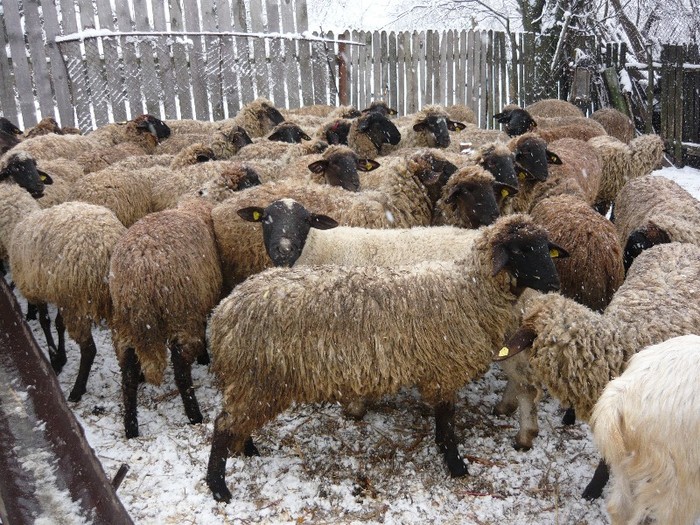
[479,31,488,126]
[114,0,144,119]
[94,0,128,122]
[388,32,398,110]
[200,0,225,120]
[59,0,93,130]
[40,0,74,127]
[396,31,406,115]
[456,30,466,106]
[131,0,161,117]
[183,0,210,119]
[266,1,286,107]
[280,1,300,109]
[232,0,255,106]
[311,34,328,104]
[4,0,38,126]
[418,31,427,107]
[167,0,193,119]
[296,11,313,106]
[77,0,110,126]
[214,0,239,117]
[444,30,453,107]
[380,31,389,103]
[150,0,178,119]
[23,0,55,119]
[248,0,269,100]
[0,13,19,125]
[408,31,420,113]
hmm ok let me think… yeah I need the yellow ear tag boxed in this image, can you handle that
[253,211,262,221]
[550,248,560,258]
[518,171,527,181]
[501,188,510,198]
[498,347,510,358]
[40,174,48,182]
[365,161,374,170]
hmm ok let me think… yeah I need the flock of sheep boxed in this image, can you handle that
[1,92,699,524]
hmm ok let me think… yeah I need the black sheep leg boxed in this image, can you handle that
[582,459,609,500]
[171,342,203,425]
[26,301,38,320]
[122,347,141,438]
[36,303,65,373]
[206,414,234,503]
[55,310,66,363]
[67,335,97,402]
[562,407,576,425]
[434,400,468,477]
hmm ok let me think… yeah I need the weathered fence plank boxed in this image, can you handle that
[201,0,225,120]
[0,14,18,125]
[4,0,38,127]
[280,2,301,109]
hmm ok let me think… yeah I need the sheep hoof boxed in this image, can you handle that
[49,349,67,375]
[188,412,204,425]
[125,421,139,440]
[67,388,85,403]
[446,456,469,478]
[207,480,232,503]
[562,407,576,425]
[513,441,532,452]
[243,437,260,457]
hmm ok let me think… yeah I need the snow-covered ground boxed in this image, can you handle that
[8,165,699,524]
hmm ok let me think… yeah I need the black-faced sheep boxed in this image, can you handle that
[590,334,700,525]
[228,97,285,138]
[612,174,700,270]
[9,201,127,401]
[494,241,700,497]
[494,106,606,143]
[109,197,222,438]
[205,213,568,502]
[392,104,466,150]
[0,116,23,137]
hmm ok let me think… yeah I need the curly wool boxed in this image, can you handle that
[209,214,537,449]
[525,99,584,118]
[9,201,126,344]
[530,194,624,311]
[590,107,635,143]
[0,183,41,261]
[109,197,222,385]
[613,174,700,247]
[522,242,700,421]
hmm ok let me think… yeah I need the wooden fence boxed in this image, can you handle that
[1,1,699,164]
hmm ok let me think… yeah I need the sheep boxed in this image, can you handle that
[525,98,584,118]
[493,106,606,143]
[509,137,602,213]
[86,114,171,146]
[237,197,496,268]
[226,97,285,138]
[392,104,466,150]
[24,116,64,138]
[589,133,665,215]
[590,334,700,525]
[70,144,228,226]
[612,174,700,270]
[529,194,625,312]
[590,107,635,143]
[286,144,380,190]
[431,166,517,227]
[210,149,450,289]
[205,213,568,502]
[361,100,398,117]
[0,151,53,200]
[0,129,21,155]
[494,242,700,496]
[313,112,401,159]
[0,116,23,136]
[9,201,127,401]
[109,197,223,438]
[445,103,477,125]
[156,123,254,159]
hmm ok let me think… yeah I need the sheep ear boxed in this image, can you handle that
[267,129,285,141]
[357,158,380,172]
[548,242,569,259]
[447,120,466,132]
[491,243,510,276]
[196,154,213,163]
[413,121,429,132]
[309,214,339,230]
[237,207,266,222]
[546,150,563,164]
[493,326,537,361]
[307,160,328,174]
[494,181,518,198]
[38,170,53,185]
[444,185,462,205]
[388,107,398,115]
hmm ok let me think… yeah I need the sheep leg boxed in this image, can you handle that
[55,310,66,363]
[434,400,468,477]
[67,335,97,402]
[582,459,609,500]
[122,347,141,439]
[170,342,203,425]
[196,348,211,366]
[562,407,576,425]
[512,382,539,451]
[26,301,38,321]
[36,303,64,373]
[493,377,518,416]
[206,413,234,503]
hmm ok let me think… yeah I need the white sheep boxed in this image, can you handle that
[205,213,567,502]
[590,334,700,525]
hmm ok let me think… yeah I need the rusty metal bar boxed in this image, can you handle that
[0,277,133,525]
